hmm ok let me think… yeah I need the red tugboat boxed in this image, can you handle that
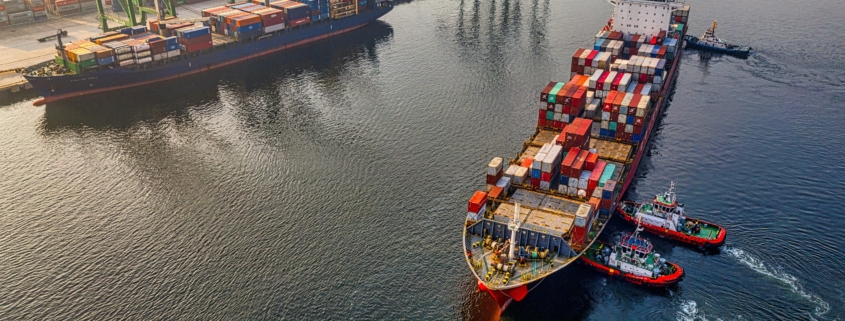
[580,220,684,287]
[617,183,726,248]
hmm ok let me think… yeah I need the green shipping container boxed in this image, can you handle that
[546,110,554,120]
[79,59,97,69]
[65,60,82,74]
[54,55,64,65]
[609,121,617,131]
[675,23,684,32]
[547,82,564,103]
[598,163,616,186]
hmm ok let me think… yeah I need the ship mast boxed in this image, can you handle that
[508,203,523,260]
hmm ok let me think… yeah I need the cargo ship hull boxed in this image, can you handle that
[470,43,685,310]
[464,2,690,309]
[25,6,392,106]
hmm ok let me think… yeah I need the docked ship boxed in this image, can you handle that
[23,0,393,105]
[462,0,691,310]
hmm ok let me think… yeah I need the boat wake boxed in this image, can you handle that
[676,300,709,321]
[724,246,831,318]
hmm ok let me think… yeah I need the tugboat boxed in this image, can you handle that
[617,182,726,249]
[580,220,684,287]
[684,21,752,58]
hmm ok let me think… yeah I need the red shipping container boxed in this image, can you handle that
[572,86,587,115]
[639,73,647,83]
[600,199,612,210]
[183,41,213,53]
[633,125,643,134]
[610,72,623,91]
[0,4,5,10]
[180,34,212,46]
[488,186,503,199]
[468,191,487,213]
[588,161,606,191]
[540,81,556,101]
[571,150,589,177]
[585,50,598,67]
[531,178,540,188]
[486,171,502,185]
[538,118,547,127]
[560,147,580,175]
[553,120,562,129]
[572,48,584,66]
[55,0,79,5]
[521,158,533,168]
[603,91,616,111]
[585,152,599,171]
[596,71,609,90]
[634,117,644,126]
[288,16,310,28]
[31,5,45,11]
[541,172,551,182]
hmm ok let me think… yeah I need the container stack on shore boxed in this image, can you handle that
[4,0,34,25]
[0,3,7,27]
[24,0,46,20]
[46,0,80,16]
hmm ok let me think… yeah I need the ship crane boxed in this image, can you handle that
[508,203,525,261]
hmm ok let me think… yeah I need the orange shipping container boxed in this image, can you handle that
[231,13,261,26]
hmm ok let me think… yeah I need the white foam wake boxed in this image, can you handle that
[724,246,831,318]
[676,300,709,321]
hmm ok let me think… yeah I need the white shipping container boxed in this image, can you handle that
[589,69,604,89]
[153,52,168,61]
[504,164,518,179]
[118,59,135,67]
[554,103,562,113]
[591,122,600,136]
[513,166,528,185]
[568,177,578,188]
[539,181,550,191]
[601,120,609,129]
[116,52,133,61]
[601,111,610,121]
[533,153,546,170]
[617,114,626,124]
[578,171,591,189]
[558,184,568,194]
[131,43,150,52]
[263,23,285,33]
[625,124,634,133]
[166,49,181,58]
[568,186,578,197]
[135,56,152,64]
[133,50,150,58]
[496,177,511,191]
[487,157,503,176]
[76,50,95,61]
[620,106,628,115]
[621,92,633,107]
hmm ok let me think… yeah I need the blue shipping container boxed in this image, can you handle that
[166,44,179,51]
[131,26,147,34]
[236,28,263,39]
[632,134,642,143]
[97,56,116,65]
[164,36,178,46]
[236,22,262,34]
[119,27,133,35]
[627,115,634,124]
[180,26,211,39]
[600,129,608,137]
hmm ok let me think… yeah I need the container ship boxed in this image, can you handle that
[23,0,392,105]
[462,0,690,310]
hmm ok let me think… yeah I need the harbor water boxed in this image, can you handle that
[1,0,843,319]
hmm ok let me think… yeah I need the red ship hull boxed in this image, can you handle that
[580,254,685,287]
[616,201,727,248]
